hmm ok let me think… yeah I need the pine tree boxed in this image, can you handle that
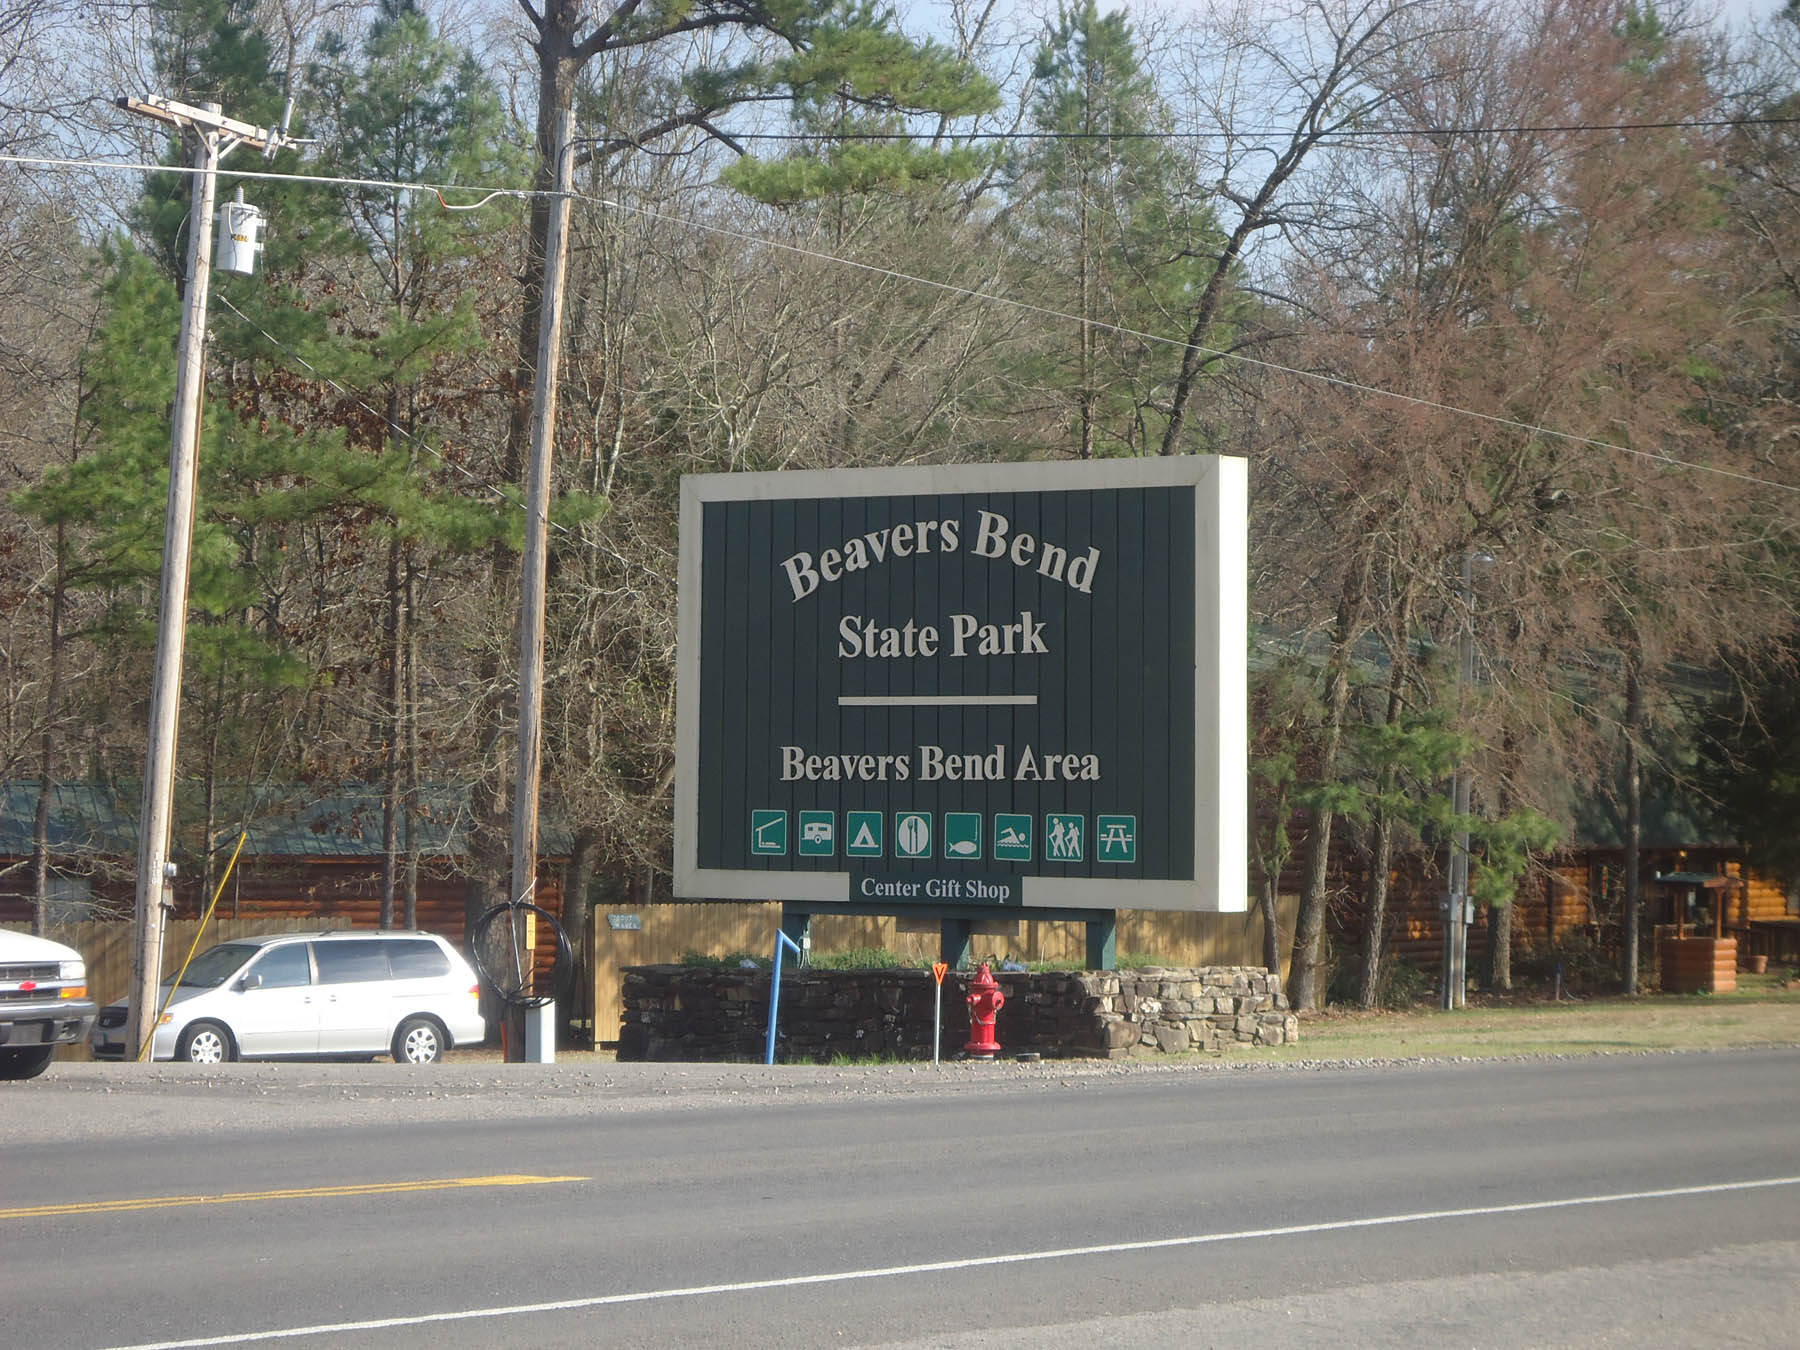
[1008,2,1229,458]
[298,0,542,926]
[15,0,449,899]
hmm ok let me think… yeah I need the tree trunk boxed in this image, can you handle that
[380,539,402,931]
[1291,553,1372,1010]
[403,557,421,931]
[1484,731,1520,992]
[380,397,406,931]
[1358,585,1413,1008]
[1623,649,1643,994]
[560,827,601,1046]
[1258,874,1282,975]
[1291,810,1336,1012]
[1077,158,1095,461]
[1486,897,1513,992]
[1359,813,1394,1008]
[466,5,586,945]
[30,520,69,936]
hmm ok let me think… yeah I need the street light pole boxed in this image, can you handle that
[117,96,279,1060]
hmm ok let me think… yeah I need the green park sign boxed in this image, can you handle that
[674,458,1247,912]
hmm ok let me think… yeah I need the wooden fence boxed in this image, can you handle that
[587,899,1297,1046]
[40,899,1296,1050]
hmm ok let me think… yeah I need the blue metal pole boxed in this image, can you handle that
[765,930,802,1065]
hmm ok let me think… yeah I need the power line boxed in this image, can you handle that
[8,150,1795,496]
[11,106,1797,188]
[712,114,1800,144]
[0,151,533,206]
[572,186,1800,496]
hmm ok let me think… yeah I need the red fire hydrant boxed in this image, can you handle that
[964,962,1005,1058]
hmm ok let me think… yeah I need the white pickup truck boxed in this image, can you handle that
[0,927,98,1079]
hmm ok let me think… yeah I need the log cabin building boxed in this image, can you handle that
[0,781,568,959]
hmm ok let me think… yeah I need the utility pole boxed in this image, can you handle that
[1442,550,1490,1011]
[117,96,281,1060]
[506,105,575,1059]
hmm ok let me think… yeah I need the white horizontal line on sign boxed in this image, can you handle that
[838,694,1039,707]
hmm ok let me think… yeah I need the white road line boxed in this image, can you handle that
[101,1174,1800,1349]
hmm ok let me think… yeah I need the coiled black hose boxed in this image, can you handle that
[469,901,574,1009]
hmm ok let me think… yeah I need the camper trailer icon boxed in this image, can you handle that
[799,811,835,856]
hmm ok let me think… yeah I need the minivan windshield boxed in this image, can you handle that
[175,943,258,988]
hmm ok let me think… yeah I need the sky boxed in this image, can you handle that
[1719,0,1784,20]
[992,0,1789,28]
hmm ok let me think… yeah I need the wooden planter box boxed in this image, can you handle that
[1660,936,1737,994]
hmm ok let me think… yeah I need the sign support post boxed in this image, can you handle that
[941,919,973,971]
[931,961,949,1066]
[1085,913,1117,972]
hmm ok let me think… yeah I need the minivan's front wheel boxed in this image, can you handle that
[393,1016,445,1065]
[178,1021,235,1065]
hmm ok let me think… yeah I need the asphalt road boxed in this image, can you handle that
[5,1050,1799,1348]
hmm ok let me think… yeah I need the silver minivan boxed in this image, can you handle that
[89,930,487,1065]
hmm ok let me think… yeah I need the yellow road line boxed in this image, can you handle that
[3,1174,588,1220]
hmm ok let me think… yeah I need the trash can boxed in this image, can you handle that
[524,1001,556,1063]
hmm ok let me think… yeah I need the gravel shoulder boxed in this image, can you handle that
[11,1038,1795,1147]
[5,1054,1261,1145]
[14,981,1798,1147]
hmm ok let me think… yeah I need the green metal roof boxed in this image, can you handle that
[0,782,138,857]
[240,787,571,859]
[0,782,572,861]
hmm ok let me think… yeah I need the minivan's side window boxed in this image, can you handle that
[250,944,311,988]
[312,942,391,984]
[179,943,258,989]
[384,939,450,978]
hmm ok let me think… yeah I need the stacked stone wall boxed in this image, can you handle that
[618,965,1296,1062]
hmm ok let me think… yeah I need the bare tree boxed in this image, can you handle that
[1255,0,1784,1007]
